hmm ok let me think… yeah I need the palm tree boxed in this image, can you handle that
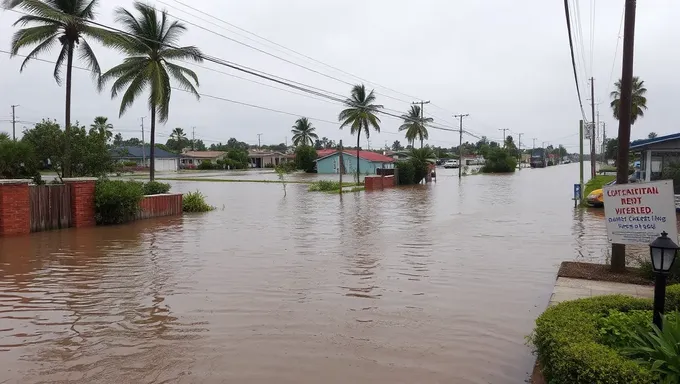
[0,132,10,142]
[648,132,658,139]
[89,116,113,141]
[610,76,648,124]
[291,117,318,146]
[398,105,432,148]
[6,0,119,177]
[338,84,383,178]
[98,2,202,181]
[171,127,187,142]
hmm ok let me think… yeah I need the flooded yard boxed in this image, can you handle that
[0,163,624,383]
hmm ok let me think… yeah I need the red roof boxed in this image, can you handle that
[316,150,395,163]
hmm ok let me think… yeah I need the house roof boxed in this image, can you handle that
[316,150,395,163]
[630,133,680,151]
[182,151,225,159]
[248,151,286,158]
[110,146,179,159]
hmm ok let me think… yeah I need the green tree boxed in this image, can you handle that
[0,132,10,142]
[482,147,516,173]
[89,116,113,142]
[0,140,40,181]
[291,117,318,147]
[21,119,62,167]
[392,140,403,151]
[113,132,123,146]
[167,127,188,152]
[398,105,432,148]
[605,138,619,162]
[610,76,648,124]
[6,0,119,177]
[338,84,383,178]
[648,132,658,139]
[98,2,202,181]
[294,145,317,173]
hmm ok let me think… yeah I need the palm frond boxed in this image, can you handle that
[53,44,67,84]
[78,0,98,19]
[77,37,101,77]
[118,67,150,117]
[161,20,187,46]
[17,0,72,23]
[161,46,203,62]
[12,14,62,27]
[10,24,59,55]
[13,30,59,72]
[164,62,199,98]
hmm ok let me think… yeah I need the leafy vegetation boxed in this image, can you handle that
[291,117,318,147]
[0,140,41,182]
[481,147,516,173]
[611,76,648,124]
[183,191,215,213]
[399,104,432,148]
[99,1,202,182]
[94,179,144,225]
[531,286,680,384]
[143,181,170,195]
[338,84,383,178]
[308,180,342,192]
[295,145,317,173]
[625,312,680,383]
[395,148,434,185]
[597,309,655,349]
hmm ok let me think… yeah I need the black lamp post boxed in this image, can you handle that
[649,231,680,329]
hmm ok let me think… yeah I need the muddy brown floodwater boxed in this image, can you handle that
[1,163,620,383]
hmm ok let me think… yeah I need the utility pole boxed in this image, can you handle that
[257,133,262,149]
[498,128,509,148]
[580,120,584,198]
[412,100,430,148]
[611,0,637,273]
[339,140,343,186]
[602,122,606,164]
[192,127,196,151]
[10,104,20,141]
[517,133,524,169]
[454,114,469,179]
[532,138,537,150]
[590,77,597,178]
[140,117,146,166]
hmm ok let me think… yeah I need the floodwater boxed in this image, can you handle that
[0,163,623,383]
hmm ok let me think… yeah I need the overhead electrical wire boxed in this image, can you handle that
[563,0,589,123]
[606,6,625,100]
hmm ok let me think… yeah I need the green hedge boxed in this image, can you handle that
[95,179,144,225]
[143,181,170,195]
[532,285,680,384]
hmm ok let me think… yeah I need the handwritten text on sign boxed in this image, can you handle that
[603,180,678,245]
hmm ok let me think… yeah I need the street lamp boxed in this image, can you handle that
[650,231,680,329]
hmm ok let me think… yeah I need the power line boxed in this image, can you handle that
[606,5,626,100]
[563,0,589,123]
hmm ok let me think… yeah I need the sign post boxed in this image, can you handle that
[573,183,582,208]
[603,180,678,245]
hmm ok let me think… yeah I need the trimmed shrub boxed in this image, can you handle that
[95,179,144,225]
[122,160,138,167]
[143,181,171,195]
[197,160,215,170]
[183,190,215,212]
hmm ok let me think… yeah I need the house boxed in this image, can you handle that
[248,150,288,168]
[111,146,179,172]
[180,151,226,167]
[384,151,411,161]
[316,150,395,174]
[630,133,680,189]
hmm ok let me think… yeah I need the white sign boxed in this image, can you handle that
[604,180,678,245]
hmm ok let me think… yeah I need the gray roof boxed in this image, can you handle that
[110,146,179,159]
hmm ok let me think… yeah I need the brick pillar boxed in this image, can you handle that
[63,178,97,228]
[0,180,31,236]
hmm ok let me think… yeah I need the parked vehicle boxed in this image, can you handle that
[443,160,460,169]
[586,180,616,207]
[530,148,547,168]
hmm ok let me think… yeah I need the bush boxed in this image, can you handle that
[122,160,138,167]
[197,160,215,170]
[396,160,416,185]
[143,181,170,195]
[183,190,215,212]
[308,180,341,192]
[295,145,318,173]
[481,147,516,173]
[625,311,680,382]
[95,179,144,225]
[0,140,41,182]
[597,309,654,349]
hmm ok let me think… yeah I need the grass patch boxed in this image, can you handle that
[581,175,616,206]
[183,191,215,212]
[308,180,341,192]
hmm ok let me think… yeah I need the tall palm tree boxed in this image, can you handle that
[398,105,433,148]
[6,0,119,177]
[338,84,383,178]
[89,116,113,141]
[610,76,648,124]
[171,127,187,142]
[98,2,202,181]
[291,117,318,146]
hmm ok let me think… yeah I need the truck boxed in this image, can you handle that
[530,148,547,168]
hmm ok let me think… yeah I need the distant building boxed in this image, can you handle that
[630,133,680,189]
[316,150,395,174]
[248,150,288,168]
[110,146,179,172]
[383,150,411,161]
[181,151,226,167]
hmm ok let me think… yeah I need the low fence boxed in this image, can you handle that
[136,194,183,220]
[29,184,72,232]
[365,175,396,190]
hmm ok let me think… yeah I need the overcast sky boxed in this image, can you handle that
[0,0,678,152]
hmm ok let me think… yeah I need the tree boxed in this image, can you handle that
[0,132,10,142]
[167,127,188,152]
[291,117,318,147]
[6,0,119,177]
[610,76,647,124]
[338,84,383,178]
[89,116,113,142]
[398,105,432,148]
[21,119,62,167]
[0,140,40,181]
[605,138,619,162]
[314,139,323,150]
[113,132,123,146]
[482,148,517,173]
[226,138,248,150]
[391,140,403,151]
[648,132,658,139]
[98,2,202,181]
[192,139,206,151]
[294,145,317,173]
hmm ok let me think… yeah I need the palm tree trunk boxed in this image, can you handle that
[150,107,156,182]
[63,43,74,178]
[420,138,423,148]
[356,131,360,182]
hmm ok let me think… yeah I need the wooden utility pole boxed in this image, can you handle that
[517,132,524,169]
[140,117,146,166]
[611,0,637,273]
[11,104,19,141]
[339,140,343,186]
[257,133,262,149]
[590,77,597,178]
[412,100,430,148]
[499,128,508,148]
[192,127,196,151]
[602,122,606,163]
[454,114,469,178]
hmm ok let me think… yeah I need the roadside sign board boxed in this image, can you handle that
[603,180,678,245]
[574,184,582,200]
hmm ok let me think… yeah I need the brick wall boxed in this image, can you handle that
[64,179,97,228]
[0,181,31,236]
[364,176,384,190]
[136,194,183,220]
